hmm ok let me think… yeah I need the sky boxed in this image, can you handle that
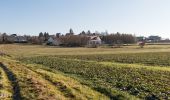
[0,0,170,38]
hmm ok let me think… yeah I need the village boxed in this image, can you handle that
[0,29,168,48]
[1,0,170,99]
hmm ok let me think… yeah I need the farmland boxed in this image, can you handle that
[0,44,170,100]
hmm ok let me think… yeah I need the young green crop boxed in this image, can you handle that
[20,56,170,100]
[54,52,170,66]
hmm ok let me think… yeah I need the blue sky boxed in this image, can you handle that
[0,0,170,38]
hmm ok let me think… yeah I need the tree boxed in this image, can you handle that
[0,33,3,43]
[101,33,136,45]
[60,35,89,47]
[69,28,74,34]
[79,31,86,35]
[30,36,41,44]
[87,30,91,35]
[56,33,61,38]
[38,32,45,44]
[2,33,7,43]
[44,32,49,41]
[24,35,31,43]
[66,29,74,36]
[39,32,44,38]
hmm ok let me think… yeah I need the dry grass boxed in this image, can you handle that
[1,44,170,57]
[0,66,13,100]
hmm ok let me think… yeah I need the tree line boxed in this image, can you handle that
[0,29,136,47]
[101,32,136,45]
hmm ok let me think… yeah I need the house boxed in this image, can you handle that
[14,36,28,43]
[147,36,161,42]
[87,36,102,47]
[47,37,61,46]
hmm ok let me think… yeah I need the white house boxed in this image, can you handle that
[88,36,102,47]
[47,37,61,46]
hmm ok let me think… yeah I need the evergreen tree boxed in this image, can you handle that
[69,28,74,35]
[87,30,91,35]
[56,33,61,38]
[39,32,44,38]
[44,32,49,41]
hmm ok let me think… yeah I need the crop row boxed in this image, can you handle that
[54,52,170,66]
[24,63,109,99]
[20,56,170,99]
[1,58,109,100]
[0,66,13,100]
[0,59,66,100]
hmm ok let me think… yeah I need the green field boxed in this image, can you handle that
[0,44,170,100]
